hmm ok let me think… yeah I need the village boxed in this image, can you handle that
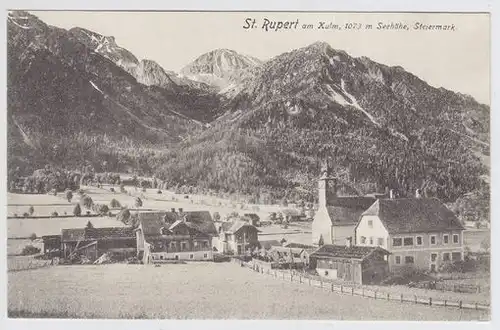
[6,163,490,319]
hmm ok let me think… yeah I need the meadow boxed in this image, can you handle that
[8,263,489,320]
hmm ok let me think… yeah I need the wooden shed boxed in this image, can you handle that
[309,244,390,285]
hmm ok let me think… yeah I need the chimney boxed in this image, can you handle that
[345,237,352,248]
[415,189,422,198]
[389,189,395,199]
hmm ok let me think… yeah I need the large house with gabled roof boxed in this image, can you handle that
[354,197,465,272]
[134,209,217,263]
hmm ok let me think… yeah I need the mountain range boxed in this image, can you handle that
[7,11,490,215]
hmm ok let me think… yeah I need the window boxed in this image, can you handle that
[452,252,462,261]
[403,237,414,246]
[369,237,374,245]
[377,238,384,246]
[160,255,164,260]
[189,254,194,259]
[431,253,437,262]
[443,253,450,262]
[360,236,367,244]
[203,241,209,248]
[443,234,449,244]
[395,256,401,264]
[453,234,459,244]
[203,253,208,258]
[416,236,423,246]
[430,236,436,245]
[181,242,187,251]
[393,238,402,247]
[368,220,373,228]
[405,256,415,264]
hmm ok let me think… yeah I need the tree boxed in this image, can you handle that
[117,208,131,224]
[480,236,490,252]
[21,245,41,256]
[81,195,94,209]
[86,221,94,229]
[73,203,82,217]
[65,190,73,203]
[135,197,143,208]
[97,204,109,215]
[28,206,34,216]
[213,212,221,222]
[110,198,121,208]
[29,233,37,241]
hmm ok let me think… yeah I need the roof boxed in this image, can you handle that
[361,198,464,234]
[221,220,260,234]
[310,244,390,260]
[259,240,282,250]
[270,246,307,254]
[137,210,217,236]
[61,227,134,242]
[323,196,374,226]
[285,242,316,250]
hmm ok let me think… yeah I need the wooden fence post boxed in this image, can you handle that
[444,300,447,307]
[374,291,377,299]
[362,288,364,297]
[387,293,390,301]
[459,301,463,309]
[341,285,344,293]
[352,287,354,295]
[331,283,334,292]
[429,297,432,306]
[414,295,417,304]
[299,276,302,284]
[400,294,403,302]
[475,303,478,310]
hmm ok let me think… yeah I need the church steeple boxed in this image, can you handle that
[318,159,337,207]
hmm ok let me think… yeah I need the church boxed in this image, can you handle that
[311,163,378,246]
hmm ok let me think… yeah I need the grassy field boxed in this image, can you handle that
[8,263,488,320]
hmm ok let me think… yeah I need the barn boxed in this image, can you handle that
[309,244,390,285]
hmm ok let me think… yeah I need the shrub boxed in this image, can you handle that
[97,204,109,215]
[21,245,41,256]
[117,209,131,224]
[29,233,37,241]
[134,197,143,208]
[110,187,115,193]
[157,190,162,194]
[86,221,94,229]
[51,211,59,217]
[110,199,121,208]
[213,212,221,222]
[73,204,82,216]
[86,211,91,216]
[23,212,29,218]
[65,190,73,203]
[28,206,34,216]
[81,195,93,209]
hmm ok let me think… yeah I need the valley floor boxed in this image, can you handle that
[8,263,488,320]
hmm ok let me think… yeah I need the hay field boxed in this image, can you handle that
[8,263,487,320]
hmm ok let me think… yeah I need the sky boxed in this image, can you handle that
[32,11,490,104]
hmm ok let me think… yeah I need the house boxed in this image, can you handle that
[61,227,136,262]
[354,196,465,272]
[213,220,260,255]
[312,162,376,246]
[284,242,316,266]
[309,242,390,285]
[135,209,217,263]
[41,234,62,258]
[269,242,316,267]
[243,213,261,227]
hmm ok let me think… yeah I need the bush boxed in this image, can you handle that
[86,211,91,216]
[21,245,41,256]
[97,204,109,215]
[117,208,131,224]
[439,260,478,273]
[134,197,143,208]
[157,190,162,194]
[110,187,115,193]
[73,204,82,216]
[110,199,121,208]
[23,212,29,218]
[51,211,59,217]
[28,206,34,215]
[29,233,37,241]
[65,190,73,203]
[81,195,93,209]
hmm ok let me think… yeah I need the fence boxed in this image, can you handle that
[8,258,54,272]
[243,262,489,312]
[414,281,483,294]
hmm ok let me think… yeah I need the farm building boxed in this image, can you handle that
[41,235,62,258]
[135,209,217,263]
[61,227,136,262]
[310,242,390,285]
[213,220,260,255]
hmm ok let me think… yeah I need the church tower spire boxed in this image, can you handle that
[318,159,337,207]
